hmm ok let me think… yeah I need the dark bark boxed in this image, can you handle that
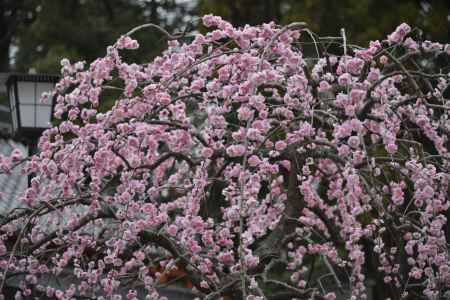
[0,0,34,71]
[0,41,10,71]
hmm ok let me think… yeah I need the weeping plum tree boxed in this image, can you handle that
[0,15,449,300]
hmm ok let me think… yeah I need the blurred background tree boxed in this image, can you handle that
[0,0,37,71]
[3,0,196,73]
[1,0,449,73]
[198,0,450,42]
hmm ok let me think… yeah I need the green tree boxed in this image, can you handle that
[198,0,450,44]
[12,0,195,73]
[0,0,38,71]
[198,0,282,26]
[7,0,449,74]
[282,0,450,43]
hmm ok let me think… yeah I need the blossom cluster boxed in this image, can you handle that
[0,15,449,300]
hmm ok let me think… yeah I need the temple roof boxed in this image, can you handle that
[0,139,27,215]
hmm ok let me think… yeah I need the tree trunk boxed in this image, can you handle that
[0,40,10,71]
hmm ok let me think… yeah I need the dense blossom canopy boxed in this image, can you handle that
[0,15,449,300]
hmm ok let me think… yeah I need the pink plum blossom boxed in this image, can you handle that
[0,16,448,300]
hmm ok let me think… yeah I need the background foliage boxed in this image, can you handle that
[1,0,449,73]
